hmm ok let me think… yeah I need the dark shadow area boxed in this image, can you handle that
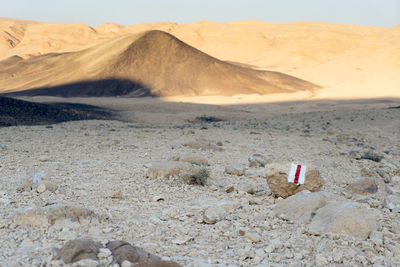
[3,78,155,98]
[0,96,116,127]
[190,115,226,123]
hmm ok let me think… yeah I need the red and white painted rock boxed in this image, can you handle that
[265,163,323,198]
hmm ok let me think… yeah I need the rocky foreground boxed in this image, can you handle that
[0,106,399,266]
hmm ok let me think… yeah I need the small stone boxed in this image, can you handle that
[225,186,235,193]
[347,178,378,195]
[72,259,99,267]
[248,154,269,167]
[245,232,261,243]
[360,151,384,162]
[383,195,400,211]
[265,163,323,198]
[203,206,226,224]
[369,231,383,247]
[58,238,102,264]
[121,261,133,267]
[39,155,50,162]
[172,236,191,245]
[390,221,400,234]
[264,244,275,253]
[102,227,113,233]
[315,254,327,266]
[110,190,123,199]
[348,150,361,159]
[225,165,246,176]
[98,248,112,259]
[106,240,161,264]
[152,195,165,202]
[36,183,47,193]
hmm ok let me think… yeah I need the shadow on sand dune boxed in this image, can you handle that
[4,78,154,98]
[0,96,116,127]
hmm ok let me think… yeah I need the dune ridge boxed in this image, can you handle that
[0,30,317,97]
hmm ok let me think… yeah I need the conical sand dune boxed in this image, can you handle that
[0,30,318,97]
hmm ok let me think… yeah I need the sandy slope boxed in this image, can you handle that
[0,18,399,100]
[0,30,317,97]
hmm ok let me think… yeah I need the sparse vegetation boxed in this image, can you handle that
[193,167,210,186]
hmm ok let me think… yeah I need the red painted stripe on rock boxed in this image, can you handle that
[294,164,302,184]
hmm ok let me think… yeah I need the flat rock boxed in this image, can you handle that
[147,161,194,178]
[225,165,246,176]
[347,178,378,195]
[14,203,95,227]
[274,190,338,223]
[248,154,269,167]
[265,163,323,198]
[308,200,378,239]
[58,238,102,264]
[106,240,161,264]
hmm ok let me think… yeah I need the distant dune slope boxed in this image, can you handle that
[1,18,399,98]
[0,30,318,97]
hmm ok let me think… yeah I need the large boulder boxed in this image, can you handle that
[265,163,323,198]
[308,201,378,239]
[147,161,194,178]
[273,190,338,223]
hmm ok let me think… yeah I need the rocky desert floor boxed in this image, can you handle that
[1,97,400,266]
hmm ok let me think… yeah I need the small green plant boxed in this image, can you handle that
[193,167,210,186]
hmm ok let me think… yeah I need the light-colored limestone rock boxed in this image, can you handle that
[225,165,246,176]
[14,203,95,227]
[308,201,378,239]
[203,206,226,224]
[274,190,338,223]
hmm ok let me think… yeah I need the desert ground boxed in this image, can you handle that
[0,18,400,266]
[1,96,400,266]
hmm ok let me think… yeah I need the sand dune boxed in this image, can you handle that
[0,18,399,100]
[0,30,317,97]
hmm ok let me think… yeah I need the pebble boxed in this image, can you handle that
[203,206,226,224]
[245,232,261,243]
